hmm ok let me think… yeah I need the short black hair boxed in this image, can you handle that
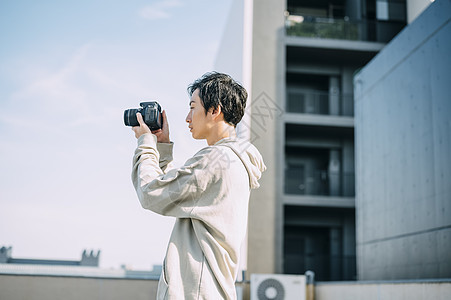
[187,72,247,127]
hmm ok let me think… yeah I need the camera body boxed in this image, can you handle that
[124,101,162,130]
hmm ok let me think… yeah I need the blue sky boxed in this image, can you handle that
[0,0,233,269]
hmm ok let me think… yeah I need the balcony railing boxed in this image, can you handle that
[285,15,405,42]
[285,168,355,197]
[284,253,357,281]
[286,16,360,40]
[286,90,354,116]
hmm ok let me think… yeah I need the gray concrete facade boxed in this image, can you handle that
[354,0,451,280]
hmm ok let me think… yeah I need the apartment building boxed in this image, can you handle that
[216,0,409,281]
[282,0,408,281]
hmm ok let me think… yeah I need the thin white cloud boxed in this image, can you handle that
[1,43,155,132]
[139,0,184,20]
[12,44,91,105]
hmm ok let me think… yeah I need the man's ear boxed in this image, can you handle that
[209,106,222,120]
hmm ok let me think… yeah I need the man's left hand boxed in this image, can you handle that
[132,110,170,143]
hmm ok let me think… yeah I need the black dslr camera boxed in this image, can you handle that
[123,101,162,130]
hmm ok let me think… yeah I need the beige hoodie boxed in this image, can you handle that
[132,133,266,299]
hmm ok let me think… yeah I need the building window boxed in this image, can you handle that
[284,206,357,281]
[376,0,406,21]
[285,124,355,197]
[286,73,354,117]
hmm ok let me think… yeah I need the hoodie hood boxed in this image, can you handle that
[214,138,266,189]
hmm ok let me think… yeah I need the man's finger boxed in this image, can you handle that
[136,113,145,126]
[162,110,169,129]
[162,110,168,124]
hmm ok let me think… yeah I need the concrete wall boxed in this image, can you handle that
[214,0,251,276]
[247,0,286,276]
[214,0,287,277]
[0,275,158,300]
[214,0,285,276]
[2,275,450,300]
[316,280,451,300]
[354,0,451,280]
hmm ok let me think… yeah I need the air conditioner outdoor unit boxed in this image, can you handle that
[250,274,306,300]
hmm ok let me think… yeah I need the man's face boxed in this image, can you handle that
[185,89,212,140]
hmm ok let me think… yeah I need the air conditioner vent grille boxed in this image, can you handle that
[257,278,285,300]
[251,274,306,300]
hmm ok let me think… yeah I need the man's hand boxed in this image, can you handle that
[132,113,150,139]
[132,110,170,143]
[151,110,170,143]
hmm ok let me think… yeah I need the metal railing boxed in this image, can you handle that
[286,16,360,40]
[285,15,405,42]
[286,90,354,116]
[284,168,355,197]
[285,254,356,281]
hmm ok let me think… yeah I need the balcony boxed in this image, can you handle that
[285,15,405,43]
[286,15,360,40]
[284,253,356,281]
[285,167,355,197]
[286,89,354,117]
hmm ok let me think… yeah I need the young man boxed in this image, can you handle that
[131,72,266,299]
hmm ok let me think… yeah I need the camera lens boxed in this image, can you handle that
[124,109,140,126]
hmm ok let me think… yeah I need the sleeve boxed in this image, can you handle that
[132,133,211,218]
[156,142,174,173]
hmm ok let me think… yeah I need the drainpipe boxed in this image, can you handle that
[305,270,315,300]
